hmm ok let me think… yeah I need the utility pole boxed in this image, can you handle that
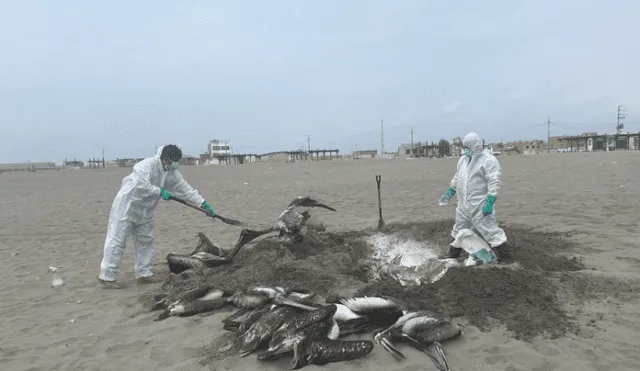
[617,105,625,134]
[305,134,312,161]
[380,119,384,158]
[547,116,551,154]
[410,125,414,157]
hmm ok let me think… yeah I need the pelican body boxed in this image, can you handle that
[262,304,338,358]
[288,338,374,370]
[235,196,337,248]
[258,319,340,361]
[153,284,229,321]
[327,296,406,336]
[165,231,251,275]
[374,311,461,371]
[234,305,303,357]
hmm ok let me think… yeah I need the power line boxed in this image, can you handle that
[409,125,414,157]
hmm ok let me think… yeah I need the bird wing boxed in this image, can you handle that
[287,196,336,212]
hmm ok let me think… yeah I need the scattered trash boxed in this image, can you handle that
[11,252,17,256]
[52,274,64,287]
[49,266,64,287]
[77,300,83,304]
[69,318,76,323]
[243,182,249,185]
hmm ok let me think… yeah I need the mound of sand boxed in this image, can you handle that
[143,219,591,344]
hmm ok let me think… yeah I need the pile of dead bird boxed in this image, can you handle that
[164,196,339,276]
[150,284,461,370]
[151,196,460,369]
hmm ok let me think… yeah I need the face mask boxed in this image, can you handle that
[164,161,179,172]
[464,148,472,157]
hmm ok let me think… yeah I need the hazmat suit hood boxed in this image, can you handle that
[463,132,484,155]
[155,145,165,158]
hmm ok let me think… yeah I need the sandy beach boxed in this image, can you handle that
[2,151,640,371]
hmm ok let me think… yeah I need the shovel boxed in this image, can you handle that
[375,175,385,230]
[169,195,245,226]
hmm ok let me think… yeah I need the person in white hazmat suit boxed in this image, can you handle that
[98,144,216,289]
[438,132,508,261]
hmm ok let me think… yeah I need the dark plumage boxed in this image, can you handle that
[165,231,250,275]
[234,196,337,247]
[264,305,338,357]
[235,305,304,357]
[374,311,461,371]
[287,338,374,370]
[327,296,406,336]
[155,297,227,321]
[258,319,340,361]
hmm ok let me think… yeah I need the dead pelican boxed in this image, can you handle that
[166,251,232,274]
[223,304,274,333]
[190,232,224,256]
[262,304,338,358]
[374,312,461,371]
[223,287,320,324]
[166,231,252,274]
[151,283,225,311]
[234,305,303,357]
[329,296,406,336]
[287,338,374,370]
[154,284,228,321]
[155,297,227,321]
[234,196,337,248]
[258,319,340,361]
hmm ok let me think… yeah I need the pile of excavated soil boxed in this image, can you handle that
[356,267,574,340]
[144,219,593,341]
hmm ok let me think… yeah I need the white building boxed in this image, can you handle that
[208,139,232,158]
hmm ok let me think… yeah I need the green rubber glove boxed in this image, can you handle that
[482,195,496,216]
[439,187,456,206]
[159,187,173,200]
[201,200,215,217]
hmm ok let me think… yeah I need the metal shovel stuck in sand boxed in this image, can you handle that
[169,195,245,226]
[376,174,385,230]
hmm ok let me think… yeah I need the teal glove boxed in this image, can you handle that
[438,187,456,206]
[201,200,215,217]
[159,187,173,200]
[482,195,496,216]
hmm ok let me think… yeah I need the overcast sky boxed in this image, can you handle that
[1,0,638,163]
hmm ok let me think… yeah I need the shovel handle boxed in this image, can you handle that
[169,195,245,226]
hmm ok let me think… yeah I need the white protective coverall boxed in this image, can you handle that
[449,132,507,247]
[98,145,205,281]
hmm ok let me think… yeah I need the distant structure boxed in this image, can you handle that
[0,162,58,173]
[550,132,640,152]
[115,157,145,167]
[397,138,454,159]
[179,156,199,166]
[451,137,463,156]
[353,149,377,159]
[203,138,261,165]
[208,139,232,157]
[63,159,85,168]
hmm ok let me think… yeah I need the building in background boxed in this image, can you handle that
[208,139,232,159]
[353,149,377,159]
